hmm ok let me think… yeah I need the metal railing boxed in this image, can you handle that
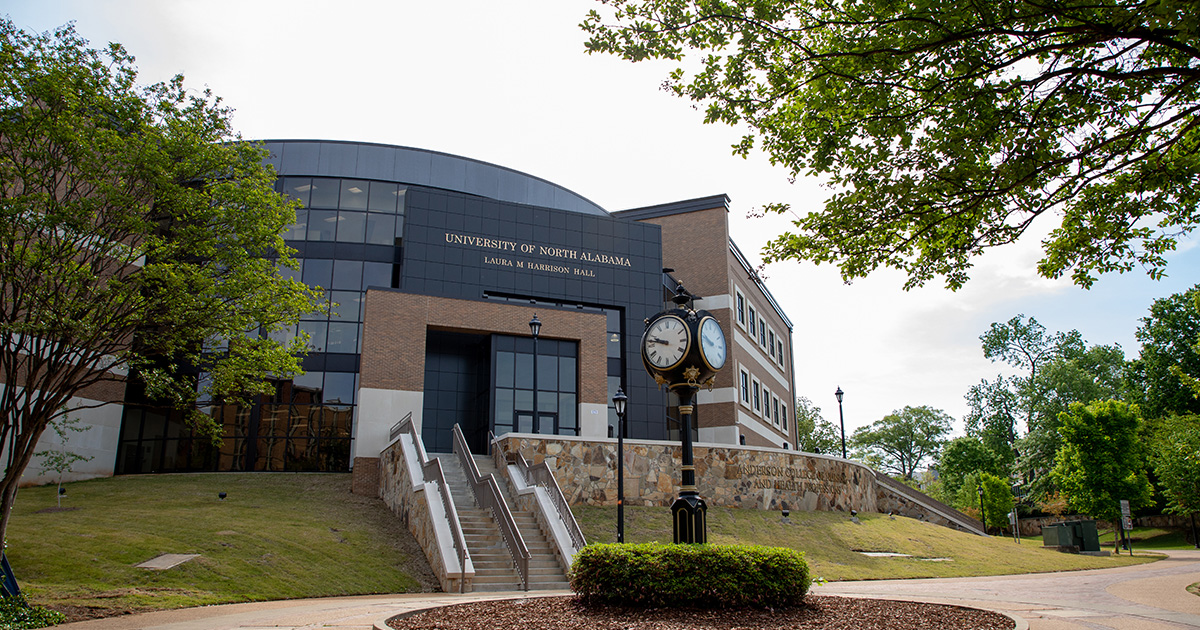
[452,423,530,590]
[875,472,985,535]
[394,413,471,592]
[509,448,586,554]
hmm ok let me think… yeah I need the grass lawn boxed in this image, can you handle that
[1097,526,1199,550]
[573,505,1160,582]
[7,473,436,621]
[6,473,1170,622]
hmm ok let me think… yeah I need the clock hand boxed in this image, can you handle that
[650,337,670,345]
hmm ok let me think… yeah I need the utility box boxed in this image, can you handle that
[1041,520,1102,553]
[1041,523,1072,547]
[1071,520,1101,552]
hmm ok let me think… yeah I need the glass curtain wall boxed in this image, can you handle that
[115,176,405,473]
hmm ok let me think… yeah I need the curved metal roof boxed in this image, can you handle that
[259,140,608,216]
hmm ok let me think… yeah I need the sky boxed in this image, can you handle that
[6,0,1199,437]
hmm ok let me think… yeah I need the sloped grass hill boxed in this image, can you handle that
[573,505,1157,581]
[9,474,436,621]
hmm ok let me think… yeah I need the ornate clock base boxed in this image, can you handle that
[671,492,708,544]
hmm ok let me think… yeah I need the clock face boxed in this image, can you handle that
[643,315,689,369]
[699,317,726,370]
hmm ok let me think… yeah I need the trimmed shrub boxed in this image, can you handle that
[569,543,811,609]
[0,595,66,629]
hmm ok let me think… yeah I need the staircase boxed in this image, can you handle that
[436,453,570,591]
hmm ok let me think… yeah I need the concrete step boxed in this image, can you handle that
[432,452,570,593]
[472,582,525,592]
[529,581,570,591]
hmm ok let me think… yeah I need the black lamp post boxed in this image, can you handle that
[529,314,541,434]
[613,387,627,543]
[977,483,987,534]
[835,387,846,459]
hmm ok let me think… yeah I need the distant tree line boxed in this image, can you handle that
[796,285,1200,534]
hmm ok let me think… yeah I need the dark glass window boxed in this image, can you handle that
[301,259,333,289]
[339,179,369,210]
[363,262,392,289]
[327,322,359,353]
[300,321,327,352]
[330,291,363,322]
[365,213,396,245]
[332,260,363,291]
[282,177,312,206]
[309,178,340,208]
[335,211,367,243]
[493,334,578,437]
[307,209,337,241]
[284,209,308,240]
[324,372,356,404]
[368,181,400,212]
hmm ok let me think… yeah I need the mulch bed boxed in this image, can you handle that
[388,595,1014,630]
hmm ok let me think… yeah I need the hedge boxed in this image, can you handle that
[569,543,811,608]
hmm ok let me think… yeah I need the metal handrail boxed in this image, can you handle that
[509,448,586,553]
[394,413,470,592]
[452,424,530,590]
[876,472,985,535]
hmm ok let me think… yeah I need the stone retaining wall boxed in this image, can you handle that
[496,434,878,512]
[493,434,982,534]
[379,436,468,592]
[1016,513,1197,537]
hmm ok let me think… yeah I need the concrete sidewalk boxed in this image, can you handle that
[817,548,1200,629]
[56,591,571,630]
[54,550,1200,630]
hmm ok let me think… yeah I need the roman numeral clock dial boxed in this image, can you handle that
[642,315,689,370]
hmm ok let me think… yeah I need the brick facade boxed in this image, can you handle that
[618,198,797,450]
[360,290,609,404]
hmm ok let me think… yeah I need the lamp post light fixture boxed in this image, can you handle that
[835,386,846,459]
[529,314,541,434]
[613,387,628,543]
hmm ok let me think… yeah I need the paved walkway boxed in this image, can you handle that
[817,548,1200,630]
[55,550,1200,630]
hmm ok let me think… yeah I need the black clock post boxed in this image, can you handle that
[640,286,726,545]
[671,382,705,543]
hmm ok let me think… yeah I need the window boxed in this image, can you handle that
[777,339,785,366]
[736,290,746,329]
[772,396,781,426]
[762,385,771,419]
[768,329,776,360]
[781,405,788,432]
[752,380,761,414]
[747,305,756,338]
[758,319,767,348]
[739,369,750,405]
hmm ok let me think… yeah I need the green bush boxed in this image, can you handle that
[569,543,811,609]
[0,595,66,629]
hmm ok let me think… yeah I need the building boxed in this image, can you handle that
[23,139,797,483]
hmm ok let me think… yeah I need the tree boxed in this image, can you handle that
[33,411,92,508]
[981,316,1082,385]
[1018,341,1129,491]
[963,376,1020,468]
[1126,285,1200,419]
[1150,415,1200,517]
[583,0,1200,290]
[958,472,1015,534]
[936,436,1006,499]
[793,395,841,454]
[0,22,321,548]
[1051,400,1152,521]
[849,406,952,480]
[969,315,1127,499]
